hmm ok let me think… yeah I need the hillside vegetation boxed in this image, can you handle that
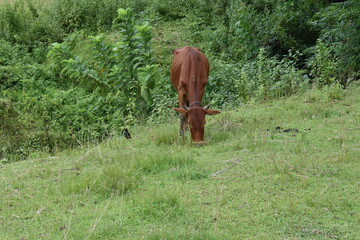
[1,85,360,239]
[0,0,359,161]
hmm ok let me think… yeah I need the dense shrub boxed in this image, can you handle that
[307,40,340,87]
[0,97,27,162]
[148,0,190,20]
[203,49,307,107]
[0,39,34,90]
[237,49,308,101]
[48,8,159,124]
[311,0,360,85]
[0,0,63,46]
[184,0,358,86]
[188,0,324,62]
[1,8,159,161]
[203,59,242,108]
[0,0,146,46]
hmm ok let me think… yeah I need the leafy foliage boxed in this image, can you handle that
[187,0,324,61]
[0,0,130,46]
[312,0,360,85]
[238,49,307,101]
[48,8,158,124]
[307,40,339,87]
[1,7,159,161]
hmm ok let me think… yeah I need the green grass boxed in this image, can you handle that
[1,85,360,239]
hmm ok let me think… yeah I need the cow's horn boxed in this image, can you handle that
[204,105,210,110]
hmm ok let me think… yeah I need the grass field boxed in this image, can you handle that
[1,85,360,239]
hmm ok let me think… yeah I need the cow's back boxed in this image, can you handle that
[171,46,209,95]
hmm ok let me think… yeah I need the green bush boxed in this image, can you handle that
[307,40,339,87]
[204,48,307,105]
[0,0,142,46]
[188,0,323,62]
[148,0,190,20]
[0,98,27,162]
[0,39,48,161]
[0,39,33,90]
[0,0,63,45]
[312,0,360,85]
[236,48,307,101]
[1,7,161,162]
[48,8,159,125]
[203,59,242,108]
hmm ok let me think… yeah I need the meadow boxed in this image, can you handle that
[1,85,359,239]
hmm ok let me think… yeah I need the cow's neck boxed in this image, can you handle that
[188,81,202,106]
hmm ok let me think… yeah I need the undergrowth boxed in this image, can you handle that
[1,0,359,161]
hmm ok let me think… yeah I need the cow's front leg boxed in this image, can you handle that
[177,91,188,136]
[179,113,188,136]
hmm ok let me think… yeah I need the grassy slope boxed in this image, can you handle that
[1,85,359,239]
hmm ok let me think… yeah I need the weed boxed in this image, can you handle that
[102,164,140,195]
[173,168,209,181]
[152,125,181,145]
[136,151,194,174]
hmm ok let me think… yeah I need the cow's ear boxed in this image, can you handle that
[172,48,180,55]
[173,108,188,115]
[205,109,221,115]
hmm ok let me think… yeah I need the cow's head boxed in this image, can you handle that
[173,106,220,143]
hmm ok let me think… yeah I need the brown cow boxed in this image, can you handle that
[171,46,220,143]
